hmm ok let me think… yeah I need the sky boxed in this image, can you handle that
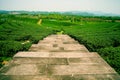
[0,0,120,14]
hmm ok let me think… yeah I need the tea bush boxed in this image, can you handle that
[98,47,120,74]
[0,15,53,67]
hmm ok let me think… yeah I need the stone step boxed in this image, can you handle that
[40,38,76,43]
[0,75,54,80]
[0,63,119,79]
[0,64,39,75]
[13,57,68,65]
[13,52,103,64]
[38,35,77,44]
[13,56,108,65]
[31,42,80,47]
[38,40,78,44]
[53,74,120,80]
[43,35,72,40]
[34,43,86,48]
[0,74,120,80]
[48,64,117,76]
[68,57,108,65]
[14,52,100,58]
[50,52,100,58]
[29,44,89,52]
[0,63,117,76]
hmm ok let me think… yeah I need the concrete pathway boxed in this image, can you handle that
[0,35,120,80]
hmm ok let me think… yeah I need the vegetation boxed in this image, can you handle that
[0,13,120,74]
[0,14,53,67]
[63,22,120,74]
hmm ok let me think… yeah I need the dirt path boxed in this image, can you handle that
[0,35,120,80]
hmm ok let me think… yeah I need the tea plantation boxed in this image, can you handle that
[0,14,120,74]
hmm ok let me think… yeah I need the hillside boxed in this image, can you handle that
[0,13,120,74]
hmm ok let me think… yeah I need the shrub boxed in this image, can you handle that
[98,47,120,74]
[0,41,23,57]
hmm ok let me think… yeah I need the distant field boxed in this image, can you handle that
[0,14,120,74]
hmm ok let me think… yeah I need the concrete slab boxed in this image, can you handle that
[0,74,119,80]
[50,52,100,58]
[14,52,100,58]
[14,52,50,58]
[58,44,89,51]
[68,57,105,64]
[0,75,35,80]
[32,76,53,80]
[38,35,76,44]
[29,46,89,52]
[13,58,68,65]
[53,74,120,80]
[3,64,39,75]
[49,64,117,75]
[29,45,61,52]
[29,43,89,52]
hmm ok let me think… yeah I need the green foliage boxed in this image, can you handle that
[98,47,120,74]
[16,35,33,41]
[63,21,120,74]
[0,15,53,68]
[0,41,23,57]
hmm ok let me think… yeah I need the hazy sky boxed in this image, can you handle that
[0,0,120,14]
